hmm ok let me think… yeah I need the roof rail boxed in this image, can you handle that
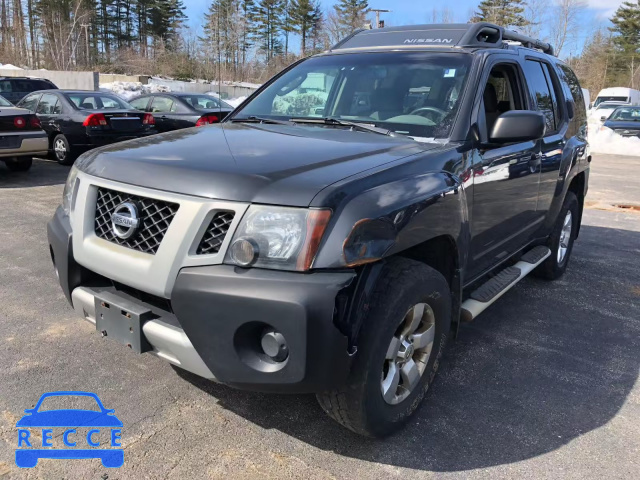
[329,22,555,56]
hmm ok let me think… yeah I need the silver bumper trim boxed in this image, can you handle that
[71,286,217,380]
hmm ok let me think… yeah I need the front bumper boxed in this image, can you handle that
[47,207,356,393]
[0,131,48,158]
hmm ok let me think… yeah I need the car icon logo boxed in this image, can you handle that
[15,391,123,468]
[111,201,140,239]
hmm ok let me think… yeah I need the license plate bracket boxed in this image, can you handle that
[94,292,156,353]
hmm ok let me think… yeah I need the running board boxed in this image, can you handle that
[461,246,551,322]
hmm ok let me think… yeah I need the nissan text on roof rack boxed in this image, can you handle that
[48,23,590,437]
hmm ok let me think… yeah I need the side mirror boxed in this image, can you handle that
[600,116,607,122]
[566,100,575,120]
[489,110,546,144]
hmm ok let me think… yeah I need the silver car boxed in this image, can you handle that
[0,94,48,172]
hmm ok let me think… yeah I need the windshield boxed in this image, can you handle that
[610,107,640,121]
[0,95,11,106]
[181,94,232,110]
[233,52,472,138]
[594,96,628,107]
[66,93,132,110]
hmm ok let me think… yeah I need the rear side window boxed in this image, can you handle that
[523,60,557,133]
[19,93,41,112]
[558,64,587,125]
[32,80,56,90]
[130,97,150,110]
[37,94,60,114]
[150,97,176,113]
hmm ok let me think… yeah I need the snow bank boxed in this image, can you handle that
[99,81,171,101]
[0,63,24,70]
[205,92,247,108]
[590,127,640,156]
[225,96,247,108]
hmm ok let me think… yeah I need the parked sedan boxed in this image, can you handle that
[0,94,48,172]
[17,90,156,164]
[602,106,640,138]
[129,93,234,133]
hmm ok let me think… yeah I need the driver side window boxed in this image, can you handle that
[481,63,525,143]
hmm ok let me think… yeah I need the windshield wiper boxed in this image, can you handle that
[290,117,398,137]
[231,116,293,125]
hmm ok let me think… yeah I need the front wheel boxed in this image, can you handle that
[535,191,579,280]
[4,156,32,172]
[317,257,451,437]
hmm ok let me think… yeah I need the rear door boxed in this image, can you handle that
[35,93,62,136]
[149,96,177,132]
[521,58,567,215]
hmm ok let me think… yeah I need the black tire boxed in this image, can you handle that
[317,257,451,437]
[535,191,579,280]
[4,156,33,172]
[52,134,76,165]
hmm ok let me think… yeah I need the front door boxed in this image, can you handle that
[469,61,542,279]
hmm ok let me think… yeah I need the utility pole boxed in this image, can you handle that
[81,24,90,67]
[371,9,391,28]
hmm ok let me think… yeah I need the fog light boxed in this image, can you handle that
[230,237,258,266]
[261,329,289,362]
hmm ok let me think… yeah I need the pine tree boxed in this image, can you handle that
[472,0,529,28]
[252,0,284,61]
[333,0,368,35]
[290,0,314,55]
[609,1,640,88]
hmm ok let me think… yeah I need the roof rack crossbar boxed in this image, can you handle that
[328,22,555,56]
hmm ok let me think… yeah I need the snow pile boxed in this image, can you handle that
[225,96,247,108]
[589,127,640,156]
[0,63,24,70]
[205,92,247,108]
[99,81,171,101]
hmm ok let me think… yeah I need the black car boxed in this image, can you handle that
[49,23,589,437]
[128,93,234,132]
[603,106,640,137]
[0,76,57,104]
[17,90,156,164]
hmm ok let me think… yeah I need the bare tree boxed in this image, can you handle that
[430,7,454,24]
[550,0,585,57]
[521,0,549,39]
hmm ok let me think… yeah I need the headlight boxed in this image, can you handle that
[62,165,79,215]
[224,206,331,271]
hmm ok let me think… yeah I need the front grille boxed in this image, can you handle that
[615,129,640,136]
[94,187,179,255]
[196,211,235,255]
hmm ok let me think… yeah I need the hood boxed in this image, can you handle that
[77,122,437,206]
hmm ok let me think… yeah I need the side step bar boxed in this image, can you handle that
[461,246,551,322]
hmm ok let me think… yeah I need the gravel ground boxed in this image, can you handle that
[0,154,638,479]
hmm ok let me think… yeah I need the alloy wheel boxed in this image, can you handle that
[557,210,573,264]
[381,303,436,405]
[54,138,67,161]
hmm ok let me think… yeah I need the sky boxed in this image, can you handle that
[183,0,629,56]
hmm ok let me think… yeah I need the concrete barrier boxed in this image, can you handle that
[0,68,98,90]
[99,74,150,84]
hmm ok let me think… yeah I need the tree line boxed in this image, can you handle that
[1,0,639,91]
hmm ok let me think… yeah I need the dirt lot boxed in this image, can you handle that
[0,154,639,479]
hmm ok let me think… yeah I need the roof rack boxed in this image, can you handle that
[330,22,555,56]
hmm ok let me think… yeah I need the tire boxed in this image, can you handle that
[52,134,76,165]
[4,156,32,172]
[535,191,579,280]
[317,257,451,437]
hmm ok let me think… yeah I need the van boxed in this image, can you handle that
[593,87,640,108]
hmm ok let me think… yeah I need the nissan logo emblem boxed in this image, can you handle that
[111,202,140,239]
